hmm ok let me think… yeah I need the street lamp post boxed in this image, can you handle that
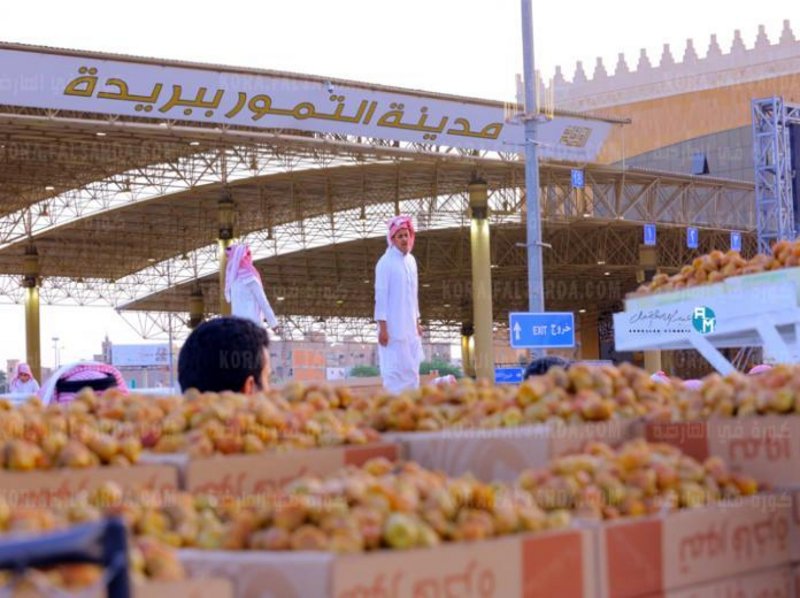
[167,313,175,391]
[520,0,545,360]
[52,337,60,368]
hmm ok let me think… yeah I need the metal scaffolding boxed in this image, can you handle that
[752,97,800,253]
[0,106,755,342]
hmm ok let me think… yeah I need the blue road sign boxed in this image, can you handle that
[731,231,742,252]
[644,224,656,246]
[495,367,524,384]
[571,169,585,189]
[687,227,699,249]
[509,312,576,349]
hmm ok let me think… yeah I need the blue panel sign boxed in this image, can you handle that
[644,224,656,246]
[495,367,524,384]
[731,231,742,252]
[571,169,585,189]
[687,227,699,249]
[509,312,575,349]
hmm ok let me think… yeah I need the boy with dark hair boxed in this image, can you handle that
[178,316,271,394]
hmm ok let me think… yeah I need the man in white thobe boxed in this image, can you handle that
[375,215,424,394]
[225,244,282,336]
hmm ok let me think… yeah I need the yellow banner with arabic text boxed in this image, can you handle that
[0,46,611,161]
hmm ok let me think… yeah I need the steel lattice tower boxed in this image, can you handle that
[752,97,800,253]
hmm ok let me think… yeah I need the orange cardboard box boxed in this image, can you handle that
[664,565,793,598]
[795,564,800,598]
[141,442,401,495]
[137,578,233,598]
[595,495,792,597]
[0,464,179,507]
[791,491,800,564]
[643,421,710,462]
[386,419,639,482]
[645,416,800,488]
[179,527,594,598]
[0,577,233,598]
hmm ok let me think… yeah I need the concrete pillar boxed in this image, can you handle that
[579,311,600,360]
[644,351,663,374]
[22,247,41,381]
[468,179,495,381]
[461,323,475,378]
[218,197,235,316]
[638,244,661,372]
[661,351,675,376]
[188,287,205,330]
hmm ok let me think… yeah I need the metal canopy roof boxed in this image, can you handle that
[0,42,756,340]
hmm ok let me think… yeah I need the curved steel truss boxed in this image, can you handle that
[0,108,755,342]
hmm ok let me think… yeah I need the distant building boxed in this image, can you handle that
[268,337,327,384]
[92,332,459,389]
[97,336,178,390]
[268,331,455,383]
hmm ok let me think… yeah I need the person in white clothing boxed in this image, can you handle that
[225,244,282,336]
[374,215,424,394]
[9,362,39,395]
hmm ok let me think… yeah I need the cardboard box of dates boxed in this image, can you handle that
[594,494,793,596]
[141,443,401,496]
[645,416,800,489]
[643,365,800,488]
[0,464,178,507]
[795,565,800,598]
[791,490,800,564]
[385,420,638,483]
[0,396,179,506]
[625,244,800,312]
[179,528,594,598]
[663,565,793,598]
[139,578,233,598]
[133,385,403,496]
[354,363,676,482]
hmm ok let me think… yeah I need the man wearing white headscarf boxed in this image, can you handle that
[375,215,424,394]
[38,361,127,406]
[225,244,282,335]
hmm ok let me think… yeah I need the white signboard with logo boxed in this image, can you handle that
[614,281,800,374]
[111,344,170,367]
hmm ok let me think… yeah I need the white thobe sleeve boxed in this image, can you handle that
[247,279,278,328]
[412,257,420,321]
[374,257,389,322]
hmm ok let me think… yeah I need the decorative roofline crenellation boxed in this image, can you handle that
[523,21,800,112]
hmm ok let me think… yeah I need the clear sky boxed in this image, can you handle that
[1,0,798,368]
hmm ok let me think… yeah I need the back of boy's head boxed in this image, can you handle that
[178,316,269,393]
[524,355,571,379]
